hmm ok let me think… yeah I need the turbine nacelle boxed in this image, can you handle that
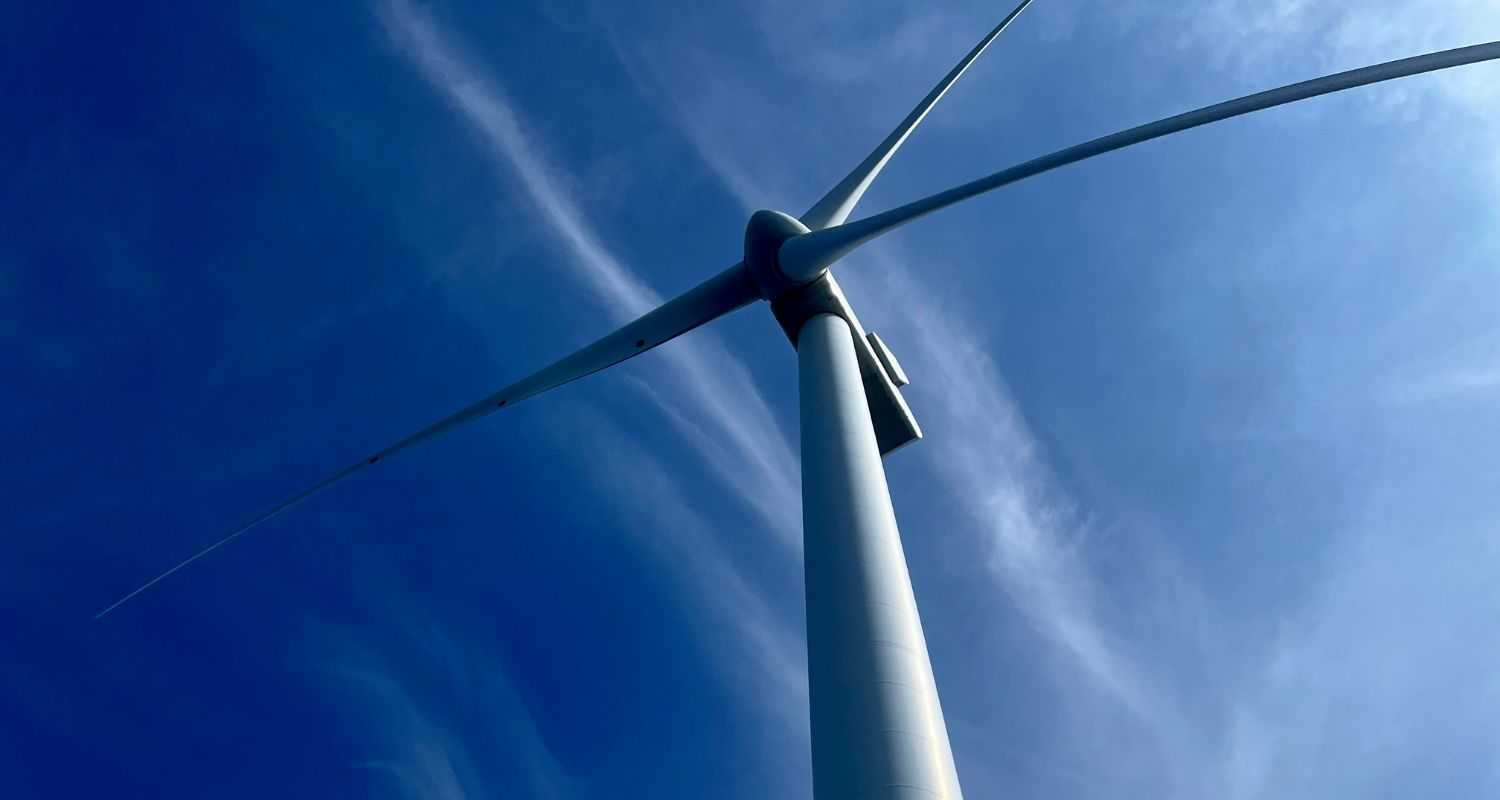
[744,208,815,300]
[742,209,921,455]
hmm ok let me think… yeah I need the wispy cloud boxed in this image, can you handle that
[307,605,572,800]
[1078,0,1499,81]
[1088,0,1500,127]
[1385,363,1500,406]
[375,0,810,782]
[875,260,1157,716]
[1204,518,1500,798]
[568,410,809,729]
[377,0,802,548]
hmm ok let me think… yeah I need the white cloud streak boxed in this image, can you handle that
[1088,0,1500,132]
[375,1,810,786]
[1208,520,1500,799]
[569,410,809,729]
[1385,364,1500,406]
[377,0,802,549]
[875,260,1156,715]
[308,609,572,800]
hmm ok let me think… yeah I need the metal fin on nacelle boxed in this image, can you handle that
[865,332,909,388]
[858,334,921,456]
[770,274,921,456]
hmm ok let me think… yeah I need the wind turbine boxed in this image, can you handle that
[97,0,1500,795]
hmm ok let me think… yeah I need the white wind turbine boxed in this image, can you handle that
[99,2,1500,796]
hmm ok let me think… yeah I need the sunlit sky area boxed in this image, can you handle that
[5,2,1499,797]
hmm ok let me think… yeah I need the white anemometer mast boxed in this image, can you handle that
[95,0,1500,795]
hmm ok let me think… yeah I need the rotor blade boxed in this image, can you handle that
[799,0,1038,231]
[781,41,1500,281]
[94,262,760,619]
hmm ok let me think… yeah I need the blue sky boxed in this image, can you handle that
[5,1,1499,797]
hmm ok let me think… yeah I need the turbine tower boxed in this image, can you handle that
[98,2,1500,796]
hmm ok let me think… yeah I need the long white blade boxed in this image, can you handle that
[799,0,1038,231]
[94,263,760,619]
[781,41,1500,281]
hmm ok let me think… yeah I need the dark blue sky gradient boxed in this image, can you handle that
[6,2,1500,798]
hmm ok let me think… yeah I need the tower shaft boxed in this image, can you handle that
[798,312,962,799]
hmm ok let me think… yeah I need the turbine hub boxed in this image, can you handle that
[743,209,815,300]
